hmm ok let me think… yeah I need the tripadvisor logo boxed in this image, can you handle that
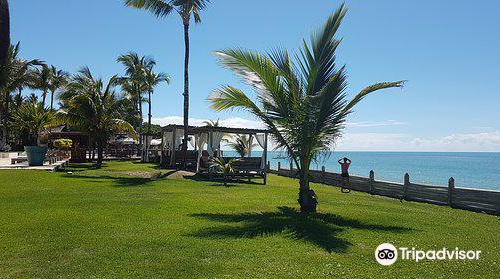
[375,243,481,266]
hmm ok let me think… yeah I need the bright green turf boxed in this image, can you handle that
[0,161,498,278]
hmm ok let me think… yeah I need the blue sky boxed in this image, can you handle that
[10,0,500,151]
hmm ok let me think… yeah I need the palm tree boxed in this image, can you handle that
[0,43,41,149]
[0,0,9,66]
[144,67,170,134]
[117,52,155,134]
[48,65,69,112]
[124,0,211,168]
[12,100,54,146]
[209,5,404,213]
[33,64,51,108]
[226,134,257,158]
[58,67,136,168]
[203,119,219,127]
[211,157,239,187]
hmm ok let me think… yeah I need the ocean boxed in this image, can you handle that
[224,151,500,191]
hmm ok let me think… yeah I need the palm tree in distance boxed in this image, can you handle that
[117,52,155,139]
[202,119,219,127]
[124,0,211,169]
[145,67,170,134]
[209,4,405,213]
[226,134,257,158]
[33,64,51,108]
[58,67,136,168]
[48,65,69,111]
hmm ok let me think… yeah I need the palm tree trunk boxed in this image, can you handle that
[96,138,103,168]
[41,88,47,108]
[138,98,143,154]
[50,89,55,112]
[0,0,9,66]
[1,91,9,147]
[148,90,152,134]
[181,22,190,169]
[297,163,317,213]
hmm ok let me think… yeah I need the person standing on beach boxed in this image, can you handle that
[338,157,351,193]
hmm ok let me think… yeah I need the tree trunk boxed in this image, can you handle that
[297,166,317,213]
[41,88,47,108]
[96,139,103,168]
[138,97,143,155]
[148,90,152,134]
[181,22,190,169]
[50,89,55,111]
[1,91,9,147]
[0,0,9,67]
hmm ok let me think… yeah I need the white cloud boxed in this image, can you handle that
[347,120,407,128]
[335,132,500,152]
[410,132,500,152]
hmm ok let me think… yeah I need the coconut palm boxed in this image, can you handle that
[58,67,136,168]
[117,52,155,133]
[209,5,405,213]
[32,64,51,108]
[0,43,41,149]
[144,67,170,134]
[48,65,69,112]
[11,100,54,146]
[211,157,239,187]
[203,119,219,127]
[124,0,211,168]
[226,134,257,158]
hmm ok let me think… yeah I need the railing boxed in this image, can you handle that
[267,161,500,215]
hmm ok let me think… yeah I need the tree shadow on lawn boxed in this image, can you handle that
[189,206,413,253]
[63,173,157,187]
[184,174,265,188]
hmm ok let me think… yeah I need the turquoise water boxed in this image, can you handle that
[224,151,500,191]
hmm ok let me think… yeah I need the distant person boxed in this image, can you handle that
[338,157,351,193]
[178,138,187,150]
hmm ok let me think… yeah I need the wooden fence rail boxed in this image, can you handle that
[268,161,500,215]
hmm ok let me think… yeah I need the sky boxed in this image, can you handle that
[10,0,500,152]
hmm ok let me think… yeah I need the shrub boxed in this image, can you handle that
[54,139,73,149]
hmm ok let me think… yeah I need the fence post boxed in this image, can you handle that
[369,170,375,194]
[289,162,293,177]
[267,161,270,172]
[403,173,410,200]
[321,166,326,183]
[278,162,281,171]
[448,177,455,207]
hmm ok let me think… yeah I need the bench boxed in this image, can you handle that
[199,157,267,184]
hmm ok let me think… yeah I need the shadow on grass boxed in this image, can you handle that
[63,173,156,187]
[131,160,164,170]
[189,206,412,253]
[184,174,265,187]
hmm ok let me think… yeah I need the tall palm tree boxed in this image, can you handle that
[58,67,136,168]
[117,52,155,134]
[0,43,41,149]
[33,64,51,108]
[48,65,69,112]
[0,0,9,67]
[124,0,211,168]
[209,5,405,213]
[144,67,170,134]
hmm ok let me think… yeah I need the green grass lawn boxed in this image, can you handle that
[0,161,499,278]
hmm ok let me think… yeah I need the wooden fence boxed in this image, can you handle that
[267,161,500,215]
